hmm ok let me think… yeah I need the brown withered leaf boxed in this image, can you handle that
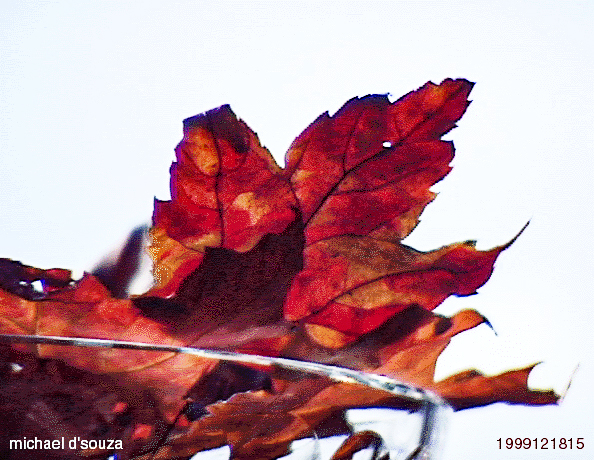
[0,79,558,459]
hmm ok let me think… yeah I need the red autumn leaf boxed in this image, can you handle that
[0,79,558,460]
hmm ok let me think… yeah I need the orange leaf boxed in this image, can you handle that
[0,79,559,460]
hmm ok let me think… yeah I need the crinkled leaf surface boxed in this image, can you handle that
[0,79,558,460]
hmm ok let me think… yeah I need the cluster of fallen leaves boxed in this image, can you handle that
[0,78,558,460]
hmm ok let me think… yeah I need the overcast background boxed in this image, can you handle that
[1,1,592,459]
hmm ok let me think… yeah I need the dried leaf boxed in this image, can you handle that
[0,79,559,459]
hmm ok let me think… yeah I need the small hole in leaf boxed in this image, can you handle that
[31,280,43,293]
[382,141,392,148]
[10,363,24,373]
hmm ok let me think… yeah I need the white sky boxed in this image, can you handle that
[1,1,592,459]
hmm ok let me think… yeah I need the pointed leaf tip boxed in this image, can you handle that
[503,221,530,249]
